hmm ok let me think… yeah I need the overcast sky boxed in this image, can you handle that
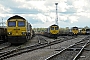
[0,0,90,28]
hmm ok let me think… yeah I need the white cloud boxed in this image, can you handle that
[32,21,55,28]
[0,4,11,13]
[16,1,49,12]
[15,0,26,3]
[59,15,68,21]
[33,13,56,23]
[69,16,78,23]
[36,13,46,22]
[0,0,90,28]
[58,2,69,12]
[29,1,47,12]
[71,0,90,19]
[73,0,87,12]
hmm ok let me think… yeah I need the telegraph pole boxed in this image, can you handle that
[2,18,3,27]
[55,3,58,25]
[0,18,5,28]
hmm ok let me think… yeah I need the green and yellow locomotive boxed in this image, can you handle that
[7,15,33,44]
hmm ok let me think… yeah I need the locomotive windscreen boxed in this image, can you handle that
[55,27,59,30]
[8,21,16,27]
[18,21,25,27]
[51,27,54,30]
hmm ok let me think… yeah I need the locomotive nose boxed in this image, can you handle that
[16,30,18,33]
[52,31,57,34]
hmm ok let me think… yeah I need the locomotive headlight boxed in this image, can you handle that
[8,32,12,35]
[22,32,26,35]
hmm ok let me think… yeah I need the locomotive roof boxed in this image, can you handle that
[50,24,59,27]
[7,15,26,20]
[72,27,78,28]
[86,29,90,30]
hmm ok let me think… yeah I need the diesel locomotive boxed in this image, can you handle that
[7,15,34,44]
[71,27,79,36]
[43,24,59,39]
[80,28,86,35]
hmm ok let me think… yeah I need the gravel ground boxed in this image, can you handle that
[25,36,39,45]
[5,35,87,60]
[78,50,90,60]
[77,42,90,60]
[49,51,78,60]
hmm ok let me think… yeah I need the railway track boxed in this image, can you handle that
[37,35,48,44]
[0,42,11,51]
[45,36,90,60]
[75,36,90,60]
[0,35,77,60]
